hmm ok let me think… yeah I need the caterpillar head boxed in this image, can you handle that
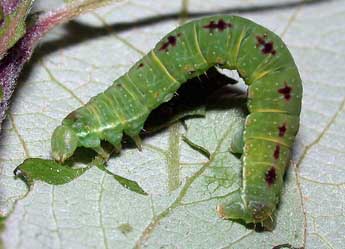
[51,124,79,163]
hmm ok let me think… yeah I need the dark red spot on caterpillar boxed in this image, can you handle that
[138,63,144,68]
[159,33,181,52]
[256,34,276,55]
[265,167,276,186]
[278,82,292,101]
[278,124,287,137]
[273,144,280,160]
[203,19,232,32]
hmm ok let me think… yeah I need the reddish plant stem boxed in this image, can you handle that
[0,1,116,130]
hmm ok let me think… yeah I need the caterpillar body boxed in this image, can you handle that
[51,15,302,228]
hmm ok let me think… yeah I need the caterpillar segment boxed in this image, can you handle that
[51,15,302,228]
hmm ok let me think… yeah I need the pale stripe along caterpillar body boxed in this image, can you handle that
[51,15,302,228]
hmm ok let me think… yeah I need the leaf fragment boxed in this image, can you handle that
[97,164,148,196]
[14,158,89,186]
[182,135,211,159]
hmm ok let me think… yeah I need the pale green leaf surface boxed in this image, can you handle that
[1,0,344,248]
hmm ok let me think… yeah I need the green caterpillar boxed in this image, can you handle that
[51,15,302,228]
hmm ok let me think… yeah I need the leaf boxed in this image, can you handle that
[97,164,148,196]
[14,158,90,186]
[0,0,344,249]
[14,156,147,195]
[182,135,211,159]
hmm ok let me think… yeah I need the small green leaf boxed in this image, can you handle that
[14,158,89,186]
[97,164,147,196]
[113,174,148,195]
[182,135,211,159]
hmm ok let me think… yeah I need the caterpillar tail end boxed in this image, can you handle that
[51,124,78,163]
[216,193,253,224]
[216,193,275,230]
